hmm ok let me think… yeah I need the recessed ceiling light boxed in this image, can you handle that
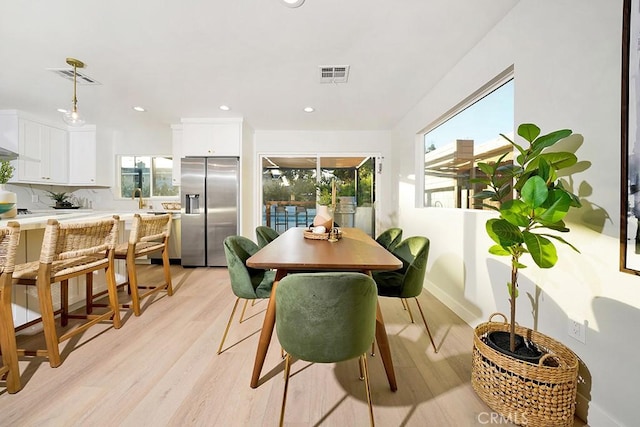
[282,0,305,8]
[132,106,146,112]
[219,105,230,111]
[57,108,68,113]
[303,107,315,113]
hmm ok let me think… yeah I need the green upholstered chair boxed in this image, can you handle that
[375,227,403,253]
[276,272,377,427]
[372,236,437,352]
[255,225,280,248]
[218,235,275,354]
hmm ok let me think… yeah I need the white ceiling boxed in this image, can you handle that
[0,0,519,132]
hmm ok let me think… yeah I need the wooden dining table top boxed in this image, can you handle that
[246,227,402,272]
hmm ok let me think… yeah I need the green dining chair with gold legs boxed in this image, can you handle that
[375,228,403,253]
[276,272,377,427]
[255,226,280,248]
[218,235,275,355]
[372,236,437,353]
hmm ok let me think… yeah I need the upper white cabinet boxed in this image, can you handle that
[180,118,241,157]
[68,126,97,185]
[17,118,69,184]
[0,110,99,186]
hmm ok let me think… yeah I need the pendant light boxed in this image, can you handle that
[62,57,86,127]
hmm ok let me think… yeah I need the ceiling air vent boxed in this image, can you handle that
[47,68,101,85]
[319,65,350,84]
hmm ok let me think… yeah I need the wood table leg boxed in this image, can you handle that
[250,269,287,388]
[375,301,398,391]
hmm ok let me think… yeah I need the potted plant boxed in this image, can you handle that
[313,178,335,230]
[470,123,581,426]
[46,191,73,208]
[0,160,17,218]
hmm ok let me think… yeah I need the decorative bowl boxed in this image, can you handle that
[0,203,15,214]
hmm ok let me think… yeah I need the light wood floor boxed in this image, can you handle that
[0,265,587,426]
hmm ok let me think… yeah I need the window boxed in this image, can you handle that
[423,76,514,209]
[119,156,178,198]
[259,155,376,232]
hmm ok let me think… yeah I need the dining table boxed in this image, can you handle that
[246,226,403,391]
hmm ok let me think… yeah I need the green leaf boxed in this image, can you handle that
[477,162,495,176]
[523,232,557,268]
[520,176,548,208]
[486,218,524,247]
[526,152,577,172]
[488,245,511,256]
[537,190,571,223]
[472,190,497,200]
[541,233,580,253]
[507,282,519,298]
[517,123,541,143]
[531,129,572,152]
[500,199,530,227]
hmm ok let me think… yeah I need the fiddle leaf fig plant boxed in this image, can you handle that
[472,123,582,352]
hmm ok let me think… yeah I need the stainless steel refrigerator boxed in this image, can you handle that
[181,157,239,267]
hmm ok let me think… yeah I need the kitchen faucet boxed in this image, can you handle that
[132,188,145,209]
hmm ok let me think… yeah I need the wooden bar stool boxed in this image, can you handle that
[0,221,21,393]
[112,213,173,316]
[12,216,121,368]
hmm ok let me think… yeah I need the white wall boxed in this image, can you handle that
[252,130,395,237]
[394,1,632,425]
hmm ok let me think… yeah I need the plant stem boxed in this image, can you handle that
[510,263,518,353]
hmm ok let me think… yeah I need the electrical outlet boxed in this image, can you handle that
[567,318,586,344]
[31,194,38,203]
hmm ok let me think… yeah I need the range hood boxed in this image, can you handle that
[0,146,18,160]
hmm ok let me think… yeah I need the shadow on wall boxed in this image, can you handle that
[553,134,610,235]
[428,252,483,319]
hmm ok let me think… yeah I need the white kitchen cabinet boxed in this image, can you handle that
[1,110,101,187]
[68,126,97,185]
[180,118,241,157]
[171,124,182,185]
[17,118,69,184]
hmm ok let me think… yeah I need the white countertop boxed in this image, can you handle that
[0,210,181,230]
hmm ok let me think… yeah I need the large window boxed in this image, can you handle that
[423,76,514,209]
[260,155,376,233]
[119,156,178,198]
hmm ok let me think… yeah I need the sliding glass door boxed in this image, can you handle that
[260,155,376,235]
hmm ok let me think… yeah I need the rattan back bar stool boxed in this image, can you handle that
[113,213,173,316]
[0,221,22,393]
[12,216,122,368]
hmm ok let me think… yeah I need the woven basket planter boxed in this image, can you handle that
[471,314,579,427]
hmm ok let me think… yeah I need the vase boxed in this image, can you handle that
[0,184,17,219]
[313,204,333,230]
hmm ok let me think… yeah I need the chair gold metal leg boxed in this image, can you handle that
[359,354,364,380]
[217,297,241,355]
[239,299,250,323]
[413,297,437,352]
[401,298,408,310]
[361,354,375,426]
[280,353,292,427]
[370,341,375,357]
[403,298,415,323]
